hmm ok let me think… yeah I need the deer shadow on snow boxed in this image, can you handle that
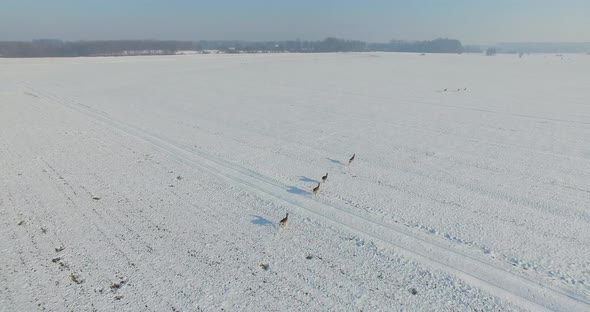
[298,176,318,183]
[287,186,309,195]
[250,215,274,227]
[326,158,344,165]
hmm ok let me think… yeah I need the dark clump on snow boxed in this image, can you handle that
[408,288,418,295]
[69,273,83,284]
[110,280,127,291]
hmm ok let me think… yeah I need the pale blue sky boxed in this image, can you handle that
[1,0,588,44]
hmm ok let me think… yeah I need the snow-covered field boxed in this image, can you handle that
[1,52,589,311]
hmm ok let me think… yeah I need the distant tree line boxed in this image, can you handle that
[496,42,590,54]
[0,39,200,57]
[199,38,464,54]
[367,39,463,53]
[0,38,464,57]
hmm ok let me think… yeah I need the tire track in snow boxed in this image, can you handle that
[21,83,590,312]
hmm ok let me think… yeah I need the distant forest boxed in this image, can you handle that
[0,38,464,57]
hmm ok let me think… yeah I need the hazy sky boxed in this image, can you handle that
[1,0,589,44]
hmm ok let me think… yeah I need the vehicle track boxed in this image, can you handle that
[21,82,590,311]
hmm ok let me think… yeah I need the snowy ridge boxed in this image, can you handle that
[21,82,590,311]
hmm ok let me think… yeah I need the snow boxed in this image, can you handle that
[1,52,589,311]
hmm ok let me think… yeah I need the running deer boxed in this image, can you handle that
[348,154,355,166]
[312,182,320,195]
[279,213,289,226]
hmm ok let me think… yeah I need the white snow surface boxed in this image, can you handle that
[1,52,590,311]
